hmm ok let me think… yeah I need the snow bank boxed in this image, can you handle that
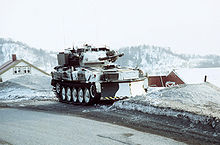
[0,75,55,102]
[8,75,52,90]
[112,83,220,119]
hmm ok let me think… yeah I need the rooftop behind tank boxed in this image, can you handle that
[51,44,147,105]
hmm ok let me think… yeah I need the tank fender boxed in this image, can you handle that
[95,82,101,93]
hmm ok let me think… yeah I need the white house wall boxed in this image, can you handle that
[1,67,18,82]
[1,61,48,82]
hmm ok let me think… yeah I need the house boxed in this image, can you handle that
[148,75,167,87]
[148,68,220,88]
[0,54,50,82]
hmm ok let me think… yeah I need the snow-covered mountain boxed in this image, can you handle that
[0,38,57,73]
[1,38,220,75]
[117,45,220,75]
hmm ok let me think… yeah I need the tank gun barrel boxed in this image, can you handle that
[98,53,124,62]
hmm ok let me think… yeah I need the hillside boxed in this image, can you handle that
[0,38,57,73]
[117,45,220,75]
[1,38,220,75]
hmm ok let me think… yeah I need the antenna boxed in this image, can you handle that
[72,41,75,50]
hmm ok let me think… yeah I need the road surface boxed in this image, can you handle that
[0,108,185,145]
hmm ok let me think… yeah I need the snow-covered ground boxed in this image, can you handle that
[0,75,55,102]
[1,75,220,124]
[112,83,220,120]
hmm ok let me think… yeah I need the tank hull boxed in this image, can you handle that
[51,78,145,102]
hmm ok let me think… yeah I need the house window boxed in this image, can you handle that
[13,67,18,74]
[18,67,21,73]
[13,66,31,75]
[27,67,31,73]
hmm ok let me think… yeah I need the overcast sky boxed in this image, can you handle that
[1,0,220,55]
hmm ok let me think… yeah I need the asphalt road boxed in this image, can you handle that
[0,108,185,145]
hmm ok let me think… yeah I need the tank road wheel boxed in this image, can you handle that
[84,88,91,104]
[90,84,101,103]
[61,87,66,101]
[78,88,84,103]
[89,85,96,99]
[66,87,72,102]
[56,83,61,94]
[72,88,77,103]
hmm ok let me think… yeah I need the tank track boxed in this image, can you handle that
[52,82,128,105]
[52,81,101,105]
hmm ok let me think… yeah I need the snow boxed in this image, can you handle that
[174,67,220,88]
[112,83,220,120]
[118,45,188,75]
[0,75,55,102]
[83,51,106,62]
[0,39,57,73]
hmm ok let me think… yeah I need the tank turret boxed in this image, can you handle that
[51,44,146,105]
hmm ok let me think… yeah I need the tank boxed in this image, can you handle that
[51,44,146,105]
